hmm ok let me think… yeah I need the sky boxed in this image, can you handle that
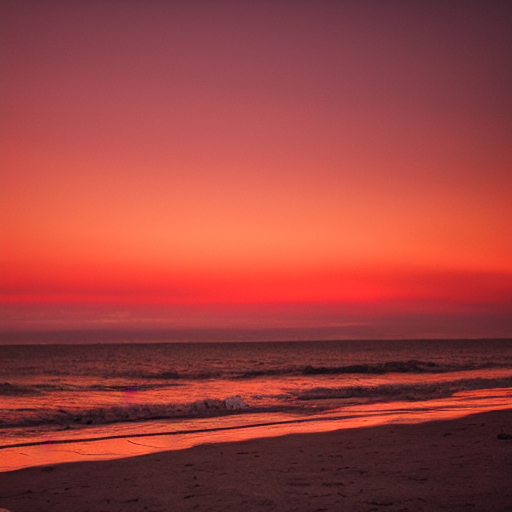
[1,0,511,338]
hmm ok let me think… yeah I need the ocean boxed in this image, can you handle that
[1,333,511,471]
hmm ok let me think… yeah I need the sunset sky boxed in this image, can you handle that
[1,0,511,337]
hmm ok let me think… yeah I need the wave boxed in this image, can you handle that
[0,396,250,428]
[0,382,44,396]
[124,360,505,381]
[2,359,488,396]
[0,381,184,396]
[233,360,504,379]
[2,377,511,430]
[295,377,512,402]
[3,360,506,389]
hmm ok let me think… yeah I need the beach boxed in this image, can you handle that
[1,409,510,512]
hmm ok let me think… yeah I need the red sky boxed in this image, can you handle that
[1,0,511,337]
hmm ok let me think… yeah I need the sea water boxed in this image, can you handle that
[1,333,511,471]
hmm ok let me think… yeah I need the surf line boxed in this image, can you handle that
[0,411,391,450]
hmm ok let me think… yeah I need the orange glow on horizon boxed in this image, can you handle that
[1,266,510,311]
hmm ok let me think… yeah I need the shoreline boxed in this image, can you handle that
[1,409,510,512]
[2,390,511,473]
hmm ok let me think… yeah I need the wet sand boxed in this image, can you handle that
[0,409,511,512]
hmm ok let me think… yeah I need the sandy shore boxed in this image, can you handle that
[1,409,511,512]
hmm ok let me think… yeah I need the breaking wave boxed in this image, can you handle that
[0,395,250,428]
[3,359,498,397]
[3,360,507,390]
[295,377,512,402]
[236,360,448,378]
[116,359,507,381]
[2,377,511,430]
[0,382,43,396]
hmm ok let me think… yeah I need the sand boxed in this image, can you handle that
[0,409,511,512]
